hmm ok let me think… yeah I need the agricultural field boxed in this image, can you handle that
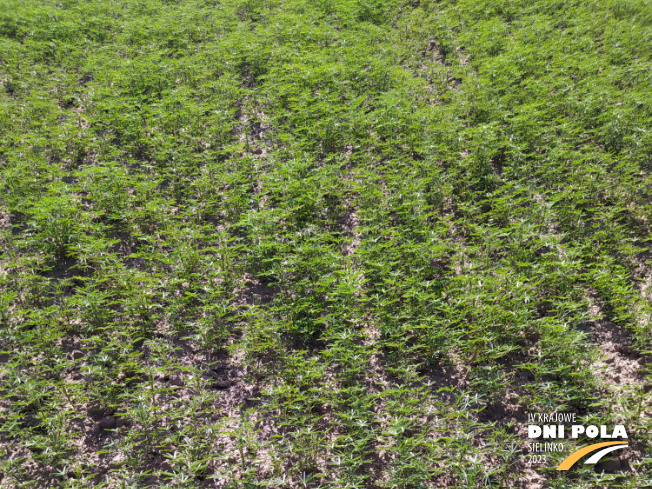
[1,0,652,487]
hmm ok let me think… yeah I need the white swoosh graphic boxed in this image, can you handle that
[584,444,628,464]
